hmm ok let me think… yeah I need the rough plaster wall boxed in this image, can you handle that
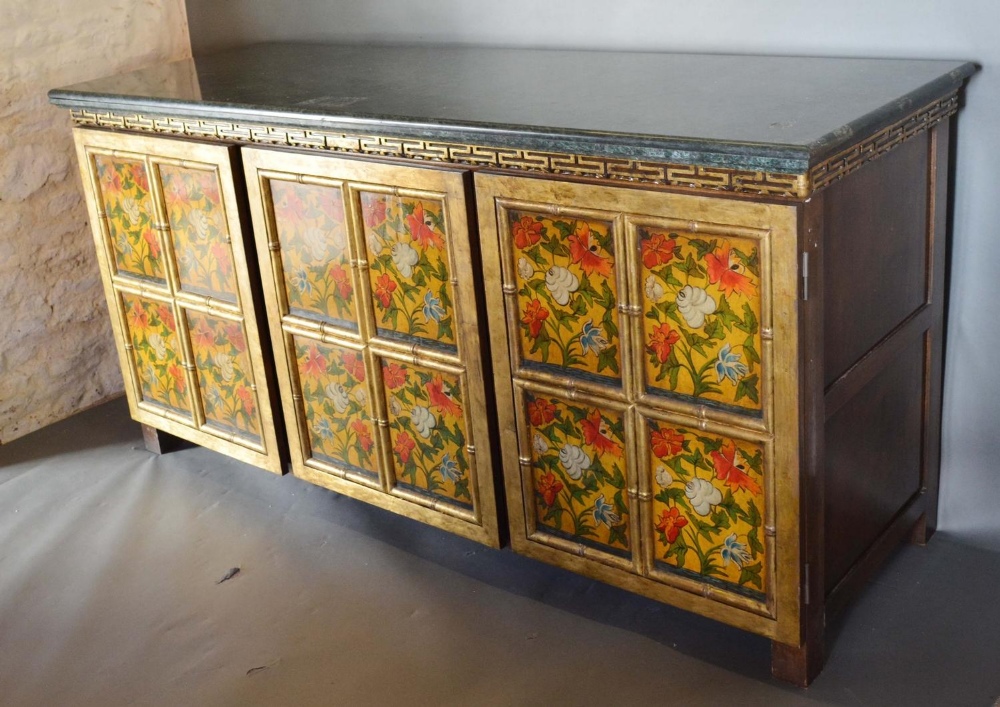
[0,0,191,443]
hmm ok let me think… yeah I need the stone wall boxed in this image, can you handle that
[0,1,191,442]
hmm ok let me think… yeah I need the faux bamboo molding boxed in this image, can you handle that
[68,93,957,200]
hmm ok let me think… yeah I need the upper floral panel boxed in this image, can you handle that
[188,312,262,444]
[509,210,621,384]
[95,156,165,284]
[525,392,630,556]
[361,192,457,349]
[293,337,378,477]
[121,293,189,417]
[270,180,356,328]
[646,418,766,597]
[638,226,763,413]
[382,359,471,509]
[160,165,238,302]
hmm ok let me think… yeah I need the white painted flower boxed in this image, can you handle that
[324,381,350,414]
[389,397,402,416]
[391,242,420,278]
[685,477,723,516]
[559,444,591,480]
[213,352,235,383]
[354,388,368,408]
[676,285,717,328]
[121,196,141,225]
[655,466,674,488]
[302,226,330,262]
[366,228,386,256]
[544,266,579,306]
[147,333,167,360]
[329,224,348,254]
[188,208,212,241]
[532,433,548,455]
[644,275,666,303]
[410,405,437,439]
[517,257,534,280]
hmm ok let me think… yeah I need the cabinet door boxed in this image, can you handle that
[74,129,284,474]
[476,173,802,641]
[243,149,501,547]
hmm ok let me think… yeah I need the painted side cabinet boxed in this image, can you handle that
[51,43,976,686]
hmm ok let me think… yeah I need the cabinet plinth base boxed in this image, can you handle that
[141,424,191,455]
[771,637,825,688]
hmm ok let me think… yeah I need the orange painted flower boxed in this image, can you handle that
[641,232,676,269]
[320,193,345,225]
[102,167,122,195]
[427,376,461,417]
[655,507,688,543]
[513,215,543,250]
[521,299,549,338]
[301,345,327,378]
[199,172,220,205]
[705,246,754,297]
[142,229,160,260]
[127,301,149,332]
[329,263,353,301]
[157,305,176,332]
[567,222,612,277]
[374,272,397,308]
[648,323,680,363]
[210,241,232,277]
[382,362,407,389]
[351,420,374,452]
[132,166,149,193]
[536,472,563,507]
[276,184,306,222]
[235,385,255,415]
[581,409,621,456]
[167,363,186,394]
[342,353,366,383]
[361,193,387,228]
[192,319,215,348]
[394,431,416,463]
[651,427,685,459]
[527,398,556,426]
[406,202,444,249]
[711,440,762,495]
[224,323,246,353]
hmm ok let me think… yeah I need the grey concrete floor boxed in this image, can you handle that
[0,398,998,706]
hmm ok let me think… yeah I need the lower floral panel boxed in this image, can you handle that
[380,357,473,510]
[187,310,262,444]
[522,389,631,557]
[644,415,768,598]
[292,336,379,477]
[120,292,191,418]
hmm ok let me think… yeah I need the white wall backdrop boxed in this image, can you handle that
[185,0,999,541]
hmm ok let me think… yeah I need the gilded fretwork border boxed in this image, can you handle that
[69,92,957,200]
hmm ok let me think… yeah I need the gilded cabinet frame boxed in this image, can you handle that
[73,128,284,473]
[476,173,802,641]
[243,149,502,547]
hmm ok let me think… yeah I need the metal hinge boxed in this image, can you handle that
[804,563,811,605]
[802,251,810,301]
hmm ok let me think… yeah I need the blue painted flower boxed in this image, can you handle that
[314,418,334,440]
[579,320,609,355]
[291,269,313,295]
[715,343,748,384]
[438,453,461,482]
[423,291,446,322]
[720,533,752,569]
[117,233,134,258]
[592,494,621,527]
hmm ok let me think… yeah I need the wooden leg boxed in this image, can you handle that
[141,424,191,455]
[909,512,935,546]
[771,636,825,687]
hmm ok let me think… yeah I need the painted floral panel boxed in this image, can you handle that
[510,210,621,382]
[639,226,763,412]
[525,393,630,554]
[94,156,165,283]
[121,293,189,416]
[188,312,261,443]
[647,419,766,595]
[271,180,356,327]
[161,165,237,301]
[361,192,456,348]
[293,337,378,476]
[382,359,471,508]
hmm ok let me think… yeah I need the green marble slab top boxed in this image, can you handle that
[49,43,976,174]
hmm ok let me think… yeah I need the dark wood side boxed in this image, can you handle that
[771,195,827,687]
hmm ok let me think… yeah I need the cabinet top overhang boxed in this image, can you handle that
[49,42,975,176]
